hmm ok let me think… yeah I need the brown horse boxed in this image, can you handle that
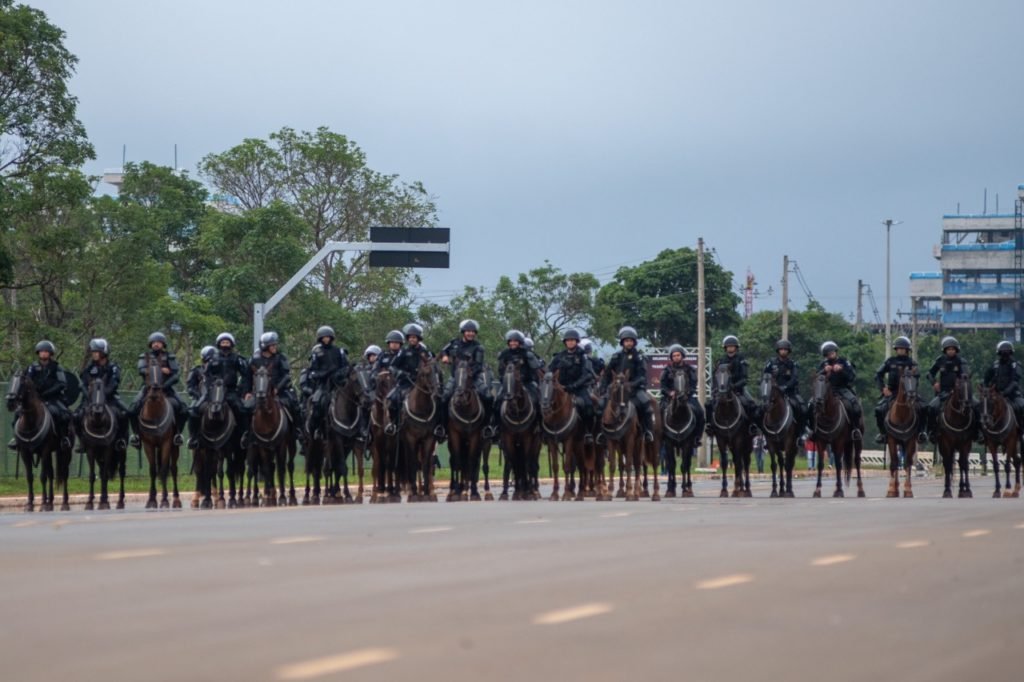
[6,371,69,512]
[194,378,237,509]
[447,363,487,501]
[978,385,1021,498]
[138,358,181,509]
[759,372,798,498]
[936,373,975,498]
[711,365,754,498]
[79,377,126,510]
[368,369,401,503]
[322,366,367,504]
[602,371,658,501]
[251,366,297,507]
[884,367,920,498]
[662,367,701,498]
[809,373,863,498]
[540,370,598,501]
[401,353,441,502]
[498,360,540,500]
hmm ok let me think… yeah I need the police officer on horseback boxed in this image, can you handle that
[809,340,863,440]
[184,345,216,446]
[761,339,806,439]
[8,340,74,452]
[660,343,705,445]
[349,344,381,443]
[548,328,596,444]
[705,335,760,439]
[129,332,188,447]
[437,319,492,441]
[384,323,434,435]
[308,325,350,440]
[75,338,130,452]
[581,338,605,381]
[200,332,251,445]
[602,326,656,443]
[494,329,543,435]
[925,336,979,443]
[248,331,305,441]
[873,336,927,444]
[982,341,1024,437]
[374,330,405,374]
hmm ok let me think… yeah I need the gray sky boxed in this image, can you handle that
[34,0,1024,325]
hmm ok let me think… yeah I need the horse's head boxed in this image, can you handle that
[88,378,107,417]
[355,366,372,396]
[144,359,163,398]
[812,372,829,405]
[898,366,918,401]
[5,370,24,412]
[540,370,556,412]
[207,378,226,415]
[375,370,393,398]
[608,370,630,407]
[759,372,773,402]
[955,372,970,403]
[253,366,271,401]
[454,363,469,393]
[503,360,521,399]
[714,365,732,397]
[416,353,439,395]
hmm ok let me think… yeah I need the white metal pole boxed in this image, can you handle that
[697,237,707,468]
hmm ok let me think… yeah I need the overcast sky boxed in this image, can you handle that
[33,0,1024,325]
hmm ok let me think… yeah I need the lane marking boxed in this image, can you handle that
[409,526,452,534]
[533,603,613,625]
[12,521,37,528]
[600,512,631,518]
[896,540,930,549]
[276,647,399,680]
[94,548,166,561]
[514,519,550,525]
[962,529,991,538]
[271,536,325,545]
[1014,523,1024,530]
[696,574,754,590]
[811,554,856,567]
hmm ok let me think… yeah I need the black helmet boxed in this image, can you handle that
[893,336,911,350]
[200,345,216,362]
[88,338,110,356]
[820,341,838,356]
[259,331,279,351]
[35,340,56,355]
[505,329,525,344]
[148,332,167,348]
[617,326,639,343]
[364,344,382,359]
[562,328,581,342]
[774,339,792,352]
[216,332,236,348]
[722,335,740,348]
[403,323,424,339]
[580,338,593,354]
[459,319,479,333]
[316,326,335,342]
[940,336,960,352]
[668,344,685,358]
[385,330,405,344]
[523,337,535,350]
[997,340,1014,355]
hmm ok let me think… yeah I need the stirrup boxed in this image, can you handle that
[115,439,127,452]
[384,423,397,435]
[482,425,497,439]
[584,433,594,445]
[433,425,446,439]
[187,437,198,449]
[595,432,606,445]
[8,438,17,450]
[917,432,928,444]
[851,429,863,441]
[172,434,183,446]
[873,433,886,444]
[60,437,72,450]
[644,429,655,443]
[129,434,140,448]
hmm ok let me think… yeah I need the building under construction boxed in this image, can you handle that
[909,184,1024,341]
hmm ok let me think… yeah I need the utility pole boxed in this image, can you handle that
[781,255,789,339]
[856,279,864,332]
[697,237,708,468]
[911,296,918,361]
[882,218,903,353]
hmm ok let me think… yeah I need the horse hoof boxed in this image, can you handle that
[744,490,753,498]
[616,490,626,499]
[683,490,694,498]
[43,503,53,512]
[23,503,33,513]
[651,494,661,502]
[499,493,509,501]
[278,496,287,506]
[215,499,226,510]
[60,503,70,512]
[785,491,796,499]
[172,499,182,509]
[190,497,199,509]
[731,490,740,498]
[856,490,865,499]
[993,490,1002,499]
[471,493,482,502]
[640,489,650,499]
[459,493,469,502]
[943,490,953,499]
[665,490,676,499]
[484,492,494,501]
[146,499,157,510]
[575,494,585,501]
[301,496,310,506]
[445,492,456,502]
[1002,491,1013,499]
[549,492,560,502]
[200,499,213,510]
[812,490,822,499]
[228,499,237,509]
[84,501,95,511]
[903,490,914,499]
[429,494,438,502]
[1012,491,1020,499]
[886,491,898,499]
[770,490,778,498]
[966,490,973,498]
[159,499,169,509]
[116,501,125,510]
[833,489,844,498]
[98,501,110,511]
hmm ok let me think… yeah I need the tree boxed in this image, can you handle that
[595,247,741,347]
[417,285,505,358]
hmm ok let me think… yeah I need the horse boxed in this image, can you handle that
[79,378,126,510]
[978,385,1021,498]
[5,371,69,512]
[540,370,597,501]
[809,373,863,498]
[883,367,920,499]
[447,363,487,501]
[601,371,659,501]
[711,365,754,498]
[138,357,181,509]
[401,353,441,502]
[935,373,975,498]
[193,378,237,509]
[367,369,402,504]
[251,366,297,507]
[498,360,540,501]
[759,372,798,498]
[662,367,700,498]
[318,366,367,504]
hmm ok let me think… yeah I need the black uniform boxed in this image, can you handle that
[249,351,303,431]
[590,356,606,382]
[660,360,705,438]
[549,347,595,424]
[76,360,129,445]
[873,355,925,439]
[705,352,759,435]
[761,356,806,434]
[13,359,73,447]
[387,342,434,424]
[308,341,349,434]
[982,355,1024,430]
[203,349,250,414]
[925,353,978,437]
[809,356,862,436]
[131,349,188,438]
[496,346,542,408]
[439,337,492,434]
[602,347,655,435]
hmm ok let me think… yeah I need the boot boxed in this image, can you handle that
[643,409,655,443]
[8,437,16,450]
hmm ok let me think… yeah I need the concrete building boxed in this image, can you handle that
[910,184,1024,341]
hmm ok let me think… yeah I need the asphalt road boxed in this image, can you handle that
[1,476,1022,682]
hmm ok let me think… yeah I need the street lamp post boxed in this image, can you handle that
[882,218,903,352]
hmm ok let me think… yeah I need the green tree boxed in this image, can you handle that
[595,247,741,347]
[417,285,505,359]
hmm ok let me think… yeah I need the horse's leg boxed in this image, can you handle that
[682,444,693,497]
[84,451,96,511]
[144,445,158,509]
[549,441,560,501]
[58,448,71,512]
[21,451,35,512]
[170,442,181,508]
[117,448,127,509]
[903,444,914,499]
[744,449,753,498]
[785,443,796,497]
[813,440,823,498]
[98,451,110,510]
[1003,448,1013,498]
[991,448,1001,498]
[942,445,954,498]
[720,442,730,498]
[886,441,899,498]
[651,444,661,502]
[769,447,779,498]
[832,441,844,498]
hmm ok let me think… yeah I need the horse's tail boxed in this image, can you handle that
[843,445,853,486]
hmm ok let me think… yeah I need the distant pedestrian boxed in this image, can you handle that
[753,434,765,474]
[806,439,817,470]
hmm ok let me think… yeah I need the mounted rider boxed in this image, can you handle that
[8,340,74,452]
[373,330,405,375]
[199,332,251,445]
[761,339,806,439]
[384,323,435,435]
[809,340,863,441]
[129,332,188,447]
[601,326,656,443]
[925,336,980,442]
[350,344,381,443]
[705,335,760,439]
[581,338,605,380]
[982,341,1024,435]
[548,328,596,444]
[660,343,705,444]
[248,331,305,440]
[185,345,216,446]
[872,336,927,444]
[495,329,543,433]
[437,319,493,441]
[524,337,544,370]
[74,338,130,452]
[307,325,350,439]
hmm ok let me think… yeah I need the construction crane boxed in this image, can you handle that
[740,268,774,319]
[863,283,882,325]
